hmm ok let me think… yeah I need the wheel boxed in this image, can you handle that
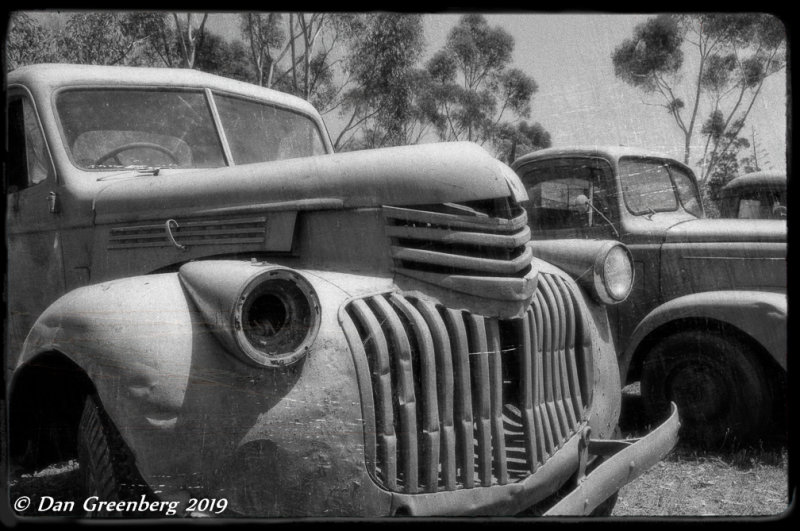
[78,395,153,516]
[640,330,770,447]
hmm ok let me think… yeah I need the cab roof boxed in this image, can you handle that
[7,63,320,117]
[512,145,688,170]
[721,170,787,193]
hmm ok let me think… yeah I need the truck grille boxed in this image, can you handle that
[383,199,532,278]
[340,273,590,494]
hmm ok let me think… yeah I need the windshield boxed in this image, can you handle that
[56,88,328,171]
[56,89,226,170]
[618,157,702,217]
[214,93,327,164]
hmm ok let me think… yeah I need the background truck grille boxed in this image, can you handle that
[384,199,532,278]
[340,273,590,494]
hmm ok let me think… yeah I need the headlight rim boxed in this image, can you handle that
[232,268,321,368]
[591,242,633,305]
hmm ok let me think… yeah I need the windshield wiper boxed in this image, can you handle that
[96,165,174,181]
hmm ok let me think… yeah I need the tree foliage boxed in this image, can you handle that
[421,14,543,158]
[612,14,785,180]
[239,13,285,87]
[7,13,56,69]
[335,14,426,150]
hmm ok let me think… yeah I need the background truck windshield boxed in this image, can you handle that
[618,158,702,217]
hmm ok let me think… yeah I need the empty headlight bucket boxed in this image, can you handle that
[235,269,321,367]
[593,243,633,304]
[179,261,321,368]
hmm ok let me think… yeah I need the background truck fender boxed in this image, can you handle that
[620,290,786,380]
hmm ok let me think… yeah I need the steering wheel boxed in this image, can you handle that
[94,142,179,166]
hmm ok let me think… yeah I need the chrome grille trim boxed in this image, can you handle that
[341,273,589,493]
[383,200,532,279]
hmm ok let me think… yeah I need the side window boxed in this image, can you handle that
[7,96,50,191]
[519,158,615,232]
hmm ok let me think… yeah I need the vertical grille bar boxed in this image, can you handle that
[389,295,441,493]
[545,276,578,429]
[538,290,565,446]
[414,300,457,491]
[348,300,397,490]
[516,316,538,473]
[540,278,572,438]
[466,315,493,487]
[486,318,508,485]
[442,309,475,488]
[371,296,419,493]
[339,312,378,481]
[533,294,556,456]
[555,277,585,416]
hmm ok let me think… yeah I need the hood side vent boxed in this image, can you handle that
[108,216,267,250]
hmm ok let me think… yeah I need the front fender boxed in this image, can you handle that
[621,290,787,378]
[16,268,387,516]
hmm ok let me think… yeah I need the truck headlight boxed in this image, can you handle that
[526,239,634,305]
[236,270,320,367]
[179,261,321,368]
[595,244,633,304]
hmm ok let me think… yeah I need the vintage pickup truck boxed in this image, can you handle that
[512,146,786,447]
[6,64,678,518]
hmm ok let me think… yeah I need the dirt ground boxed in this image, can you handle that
[8,385,790,519]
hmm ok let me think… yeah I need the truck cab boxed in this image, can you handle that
[512,146,786,446]
[718,170,787,219]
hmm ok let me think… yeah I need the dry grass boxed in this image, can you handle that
[613,446,788,516]
[612,384,789,517]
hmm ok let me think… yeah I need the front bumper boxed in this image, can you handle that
[544,402,680,516]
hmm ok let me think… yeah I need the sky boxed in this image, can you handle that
[208,12,786,177]
[27,12,788,177]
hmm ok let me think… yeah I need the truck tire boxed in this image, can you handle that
[77,395,153,516]
[640,330,770,447]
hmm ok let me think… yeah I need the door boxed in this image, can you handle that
[6,90,64,368]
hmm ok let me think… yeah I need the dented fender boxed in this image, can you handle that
[15,267,394,515]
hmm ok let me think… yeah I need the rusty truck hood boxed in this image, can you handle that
[92,142,524,224]
[663,218,786,244]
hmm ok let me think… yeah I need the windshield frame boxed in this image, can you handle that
[51,84,329,173]
[617,156,702,217]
